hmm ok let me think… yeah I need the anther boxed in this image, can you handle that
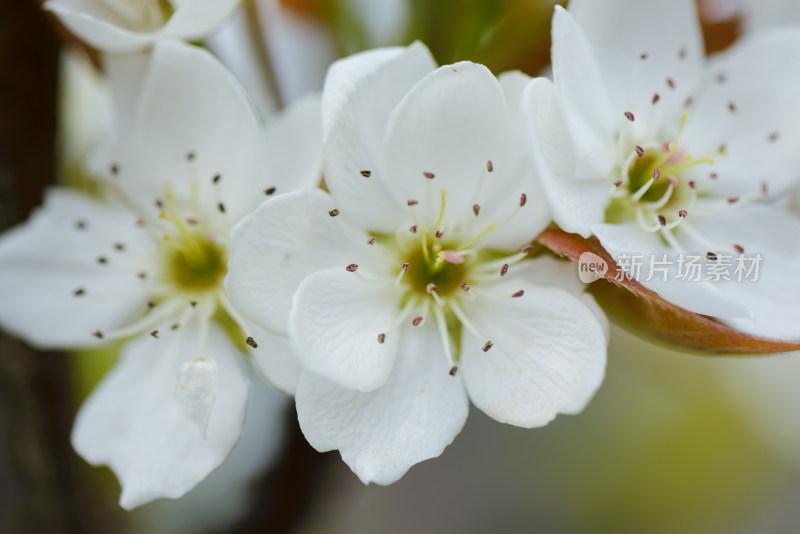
[684,96,694,107]
[186,218,198,226]
[614,180,623,187]
[728,102,736,113]
[346,264,359,272]
[265,187,276,195]
[733,244,744,253]
[328,209,340,217]
[190,301,198,308]
[706,252,718,261]
[97,257,107,265]
[246,336,258,348]
[212,174,221,184]
[482,340,493,352]
[652,168,662,180]
[150,330,159,338]
[624,111,635,121]
[73,288,85,296]
[377,333,386,344]
[426,283,437,293]
[402,263,409,272]
[727,197,739,204]
[500,264,509,276]
[186,151,196,161]
[718,144,727,154]
[519,193,527,207]
[435,230,444,239]
[423,172,435,179]
[218,202,226,213]
[360,170,372,178]
[472,204,480,216]
[412,316,423,326]
[75,220,87,230]
[761,182,769,195]
[92,330,103,339]
[367,237,376,245]
[148,301,156,308]
[171,324,179,331]
[635,146,644,157]
[449,366,458,376]
[658,215,667,226]
[769,132,780,142]
[688,181,696,189]
[710,172,718,179]
[409,225,417,233]
[512,290,524,298]
[461,282,470,292]
[716,73,727,83]
[640,52,648,60]
[652,93,660,104]
[521,245,534,254]
[155,199,164,209]
[666,78,675,89]
[678,48,686,59]
[407,199,418,206]
[487,160,494,173]
[138,271,147,280]
[678,210,687,218]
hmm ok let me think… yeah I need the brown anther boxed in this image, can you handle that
[92,330,103,339]
[409,225,417,233]
[678,210,688,218]
[186,151,196,161]
[367,237,376,245]
[761,182,769,195]
[500,264,509,277]
[718,143,727,154]
[635,145,645,157]
[684,96,694,107]
[328,209,340,217]
[658,215,667,226]
[73,288,85,296]
[360,170,372,178]
[150,330,159,338]
[461,282,470,292]
[487,160,494,173]
[423,171,435,179]
[212,174,221,184]
[666,78,675,89]
[138,271,147,279]
[511,290,524,298]
[110,163,119,175]
[706,251,718,261]
[155,199,164,209]
[190,301,198,308]
[482,340,493,352]
[521,245,534,254]
[114,242,125,251]
[218,202,226,213]
[97,257,107,265]
[652,168,662,180]
[640,52,648,60]
[652,93,660,104]
[728,102,736,113]
[688,181,696,189]
[709,172,718,179]
[346,264,359,272]
[624,111,635,121]
[402,263,410,272]
[716,73,726,83]
[136,219,145,227]
[412,316,423,326]
[75,220,87,230]
[614,180,623,187]
[678,48,687,59]
[377,333,386,344]
[519,193,527,207]
[727,197,739,204]
[246,336,258,348]
[769,132,780,142]
[407,199,418,206]
[472,204,480,216]
[265,187,276,195]
[426,283,437,293]
[186,218,198,226]
[733,244,744,253]
[147,301,156,308]
[448,366,458,376]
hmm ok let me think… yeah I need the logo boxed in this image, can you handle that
[578,252,608,283]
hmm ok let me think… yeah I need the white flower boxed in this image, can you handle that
[225,43,608,484]
[526,0,800,340]
[0,40,321,508]
[45,0,240,53]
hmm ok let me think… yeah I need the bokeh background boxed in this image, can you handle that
[4,0,800,532]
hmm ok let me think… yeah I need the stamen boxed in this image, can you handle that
[706,252,718,261]
[652,93,660,104]
[377,333,386,344]
[110,163,119,175]
[457,222,496,251]
[394,263,409,286]
[482,340,493,352]
[92,330,103,339]
[449,367,458,376]
[346,264,359,272]
[500,264,509,277]
[667,78,675,89]
[367,237,376,245]
[150,330,159,338]
[435,190,447,232]
[624,111,635,121]
[360,170,372,178]
[733,244,744,253]
[426,283,437,293]
[635,146,644,157]
[412,316,423,326]
[512,290,524,298]
[328,209,340,217]
[212,174,221,184]
[217,202,226,213]
[409,225,417,234]
[658,215,666,226]
[246,336,258,348]
[265,187,276,195]
[519,193,527,207]
[487,160,494,172]
[432,305,457,375]
[461,282,470,292]
[423,172,435,179]
[73,288,85,296]
[472,204,480,216]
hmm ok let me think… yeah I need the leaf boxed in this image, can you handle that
[536,227,800,355]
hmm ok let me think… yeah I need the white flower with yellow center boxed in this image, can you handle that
[526,0,800,339]
[0,40,321,508]
[225,43,608,484]
[45,0,239,52]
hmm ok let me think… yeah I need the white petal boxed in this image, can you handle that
[247,323,303,395]
[295,324,468,485]
[160,0,239,41]
[566,0,704,129]
[262,92,323,195]
[381,61,519,234]
[523,77,610,237]
[460,281,607,427]
[289,267,403,392]
[176,357,219,434]
[683,28,800,197]
[0,189,151,349]
[225,189,359,336]
[322,42,436,232]
[104,40,265,223]
[71,320,250,510]
[591,222,750,319]
[550,6,616,178]
[45,0,154,52]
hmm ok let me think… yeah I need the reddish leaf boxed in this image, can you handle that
[536,227,800,355]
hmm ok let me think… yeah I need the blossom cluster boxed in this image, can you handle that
[3,0,800,509]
